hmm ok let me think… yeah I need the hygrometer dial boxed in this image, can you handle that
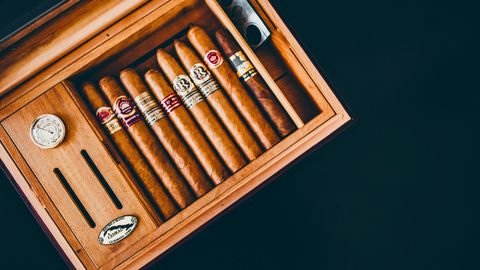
[30,114,66,149]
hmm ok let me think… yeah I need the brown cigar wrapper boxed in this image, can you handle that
[156,49,247,173]
[80,82,177,220]
[144,69,230,184]
[187,26,280,149]
[98,76,194,209]
[174,40,262,161]
[215,29,296,137]
[119,68,213,197]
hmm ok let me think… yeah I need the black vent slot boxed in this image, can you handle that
[53,168,96,228]
[81,150,123,210]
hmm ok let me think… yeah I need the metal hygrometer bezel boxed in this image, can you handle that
[29,114,66,149]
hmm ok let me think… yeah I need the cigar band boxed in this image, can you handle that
[113,96,142,128]
[160,94,182,114]
[190,63,220,98]
[172,75,204,109]
[96,107,122,134]
[134,92,165,126]
[229,51,257,82]
[204,50,224,69]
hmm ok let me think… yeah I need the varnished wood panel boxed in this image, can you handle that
[0,125,92,269]
[0,0,148,96]
[2,83,158,267]
[0,0,192,119]
[0,0,81,52]
[80,1,212,81]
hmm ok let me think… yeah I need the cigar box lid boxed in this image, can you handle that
[0,0,79,51]
[0,0,145,98]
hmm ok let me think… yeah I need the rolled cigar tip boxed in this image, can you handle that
[173,39,182,46]
[214,29,238,56]
[120,68,150,96]
[80,81,97,96]
[119,67,137,78]
[156,49,182,80]
[99,75,117,87]
[173,39,189,52]
[156,48,168,57]
[144,69,161,85]
[173,40,186,55]
[145,68,159,78]
[80,81,98,97]
[156,48,175,65]
[81,81,94,89]
[187,25,206,38]
[146,68,169,82]
[98,76,126,103]
[214,29,230,44]
[120,68,143,85]
[214,28,227,38]
[144,68,168,86]
[79,82,98,104]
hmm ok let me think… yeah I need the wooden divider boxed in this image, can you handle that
[205,0,305,128]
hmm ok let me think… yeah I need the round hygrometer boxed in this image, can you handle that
[30,114,66,149]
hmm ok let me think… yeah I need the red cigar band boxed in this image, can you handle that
[204,50,224,69]
[96,106,122,134]
[160,93,182,113]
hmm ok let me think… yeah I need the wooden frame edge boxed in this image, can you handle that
[0,128,86,269]
[0,0,81,51]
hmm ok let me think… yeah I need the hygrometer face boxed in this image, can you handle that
[30,114,66,149]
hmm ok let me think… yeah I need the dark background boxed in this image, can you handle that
[1,0,479,269]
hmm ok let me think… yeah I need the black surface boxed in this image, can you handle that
[0,0,66,43]
[1,0,479,269]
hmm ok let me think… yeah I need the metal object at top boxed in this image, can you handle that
[219,0,271,49]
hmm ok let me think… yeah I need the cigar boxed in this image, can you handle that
[119,68,213,197]
[174,40,263,161]
[80,82,177,220]
[144,69,231,184]
[215,29,296,137]
[156,49,247,173]
[98,76,195,209]
[187,26,280,149]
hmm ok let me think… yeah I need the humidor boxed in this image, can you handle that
[0,0,351,269]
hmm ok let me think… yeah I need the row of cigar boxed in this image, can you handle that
[80,26,295,221]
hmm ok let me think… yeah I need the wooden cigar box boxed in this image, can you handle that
[0,0,351,269]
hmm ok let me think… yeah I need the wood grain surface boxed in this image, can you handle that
[2,83,158,267]
[0,0,148,96]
